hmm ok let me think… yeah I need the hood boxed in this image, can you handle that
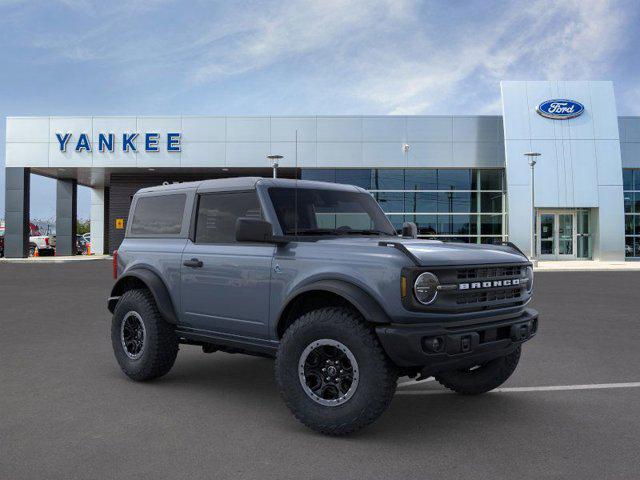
[312,237,528,267]
[391,239,528,266]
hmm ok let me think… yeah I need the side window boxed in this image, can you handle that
[195,191,262,244]
[130,194,186,235]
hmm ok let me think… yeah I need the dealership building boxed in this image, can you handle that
[4,80,640,260]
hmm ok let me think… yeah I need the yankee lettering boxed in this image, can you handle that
[55,132,181,153]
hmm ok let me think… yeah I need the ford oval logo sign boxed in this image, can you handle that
[536,99,584,120]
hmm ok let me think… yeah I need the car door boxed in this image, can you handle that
[180,190,275,339]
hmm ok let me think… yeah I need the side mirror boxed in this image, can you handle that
[236,217,274,243]
[401,221,418,239]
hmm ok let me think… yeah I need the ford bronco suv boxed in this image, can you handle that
[108,177,537,435]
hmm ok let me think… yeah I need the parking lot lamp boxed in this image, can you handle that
[525,152,541,263]
[267,155,283,178]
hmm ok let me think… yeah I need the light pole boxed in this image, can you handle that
[525,152,541,263]
[267,155,283,178]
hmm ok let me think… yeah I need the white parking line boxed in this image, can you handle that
[396,382,640,395]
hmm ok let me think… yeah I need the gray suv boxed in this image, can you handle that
[108,177,538,435]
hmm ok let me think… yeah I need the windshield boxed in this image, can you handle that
[268,187,396,236]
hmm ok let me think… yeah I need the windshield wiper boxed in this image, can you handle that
[338,229,393,236]
[285,228,339,235]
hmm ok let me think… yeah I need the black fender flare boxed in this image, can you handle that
[107,268,178,324]
[278,279,390,328]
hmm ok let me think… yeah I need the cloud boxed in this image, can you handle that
[7,0,635,114]
[187,0,416,85]
[349,0,630,114]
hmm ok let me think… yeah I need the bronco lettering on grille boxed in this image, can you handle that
[459,279,520,290]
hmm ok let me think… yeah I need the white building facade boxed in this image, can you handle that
[4,80,639,260]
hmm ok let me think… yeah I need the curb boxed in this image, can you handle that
[0,255,111,264]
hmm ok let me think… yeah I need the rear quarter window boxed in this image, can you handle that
[129,194,186,236]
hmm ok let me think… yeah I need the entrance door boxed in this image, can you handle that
[557,213,575,258]
[539,213,555,257]
[537,211,577,260]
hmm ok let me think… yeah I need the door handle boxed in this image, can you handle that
[183,258,203,268]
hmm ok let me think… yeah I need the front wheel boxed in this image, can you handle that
[111,289,179,381]
[275,307,398,435]
[435,347,521,395]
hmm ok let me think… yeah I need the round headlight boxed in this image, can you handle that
[414,272,440,305]
[525,266,534,293]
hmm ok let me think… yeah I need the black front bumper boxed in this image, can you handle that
[375,308,538,372]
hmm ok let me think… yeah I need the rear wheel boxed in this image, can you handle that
[276,307,397,435]
[435,347,521,395]
[111,289,179,381]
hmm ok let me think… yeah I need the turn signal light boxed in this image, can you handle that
[401,276,407,297]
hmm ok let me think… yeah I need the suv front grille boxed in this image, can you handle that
[456,286,522,305]
[403,262,531,314]
[457,266,523,281]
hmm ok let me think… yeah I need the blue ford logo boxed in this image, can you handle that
[536,99,584,120]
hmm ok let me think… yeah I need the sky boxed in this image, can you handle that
[1,0,639,220]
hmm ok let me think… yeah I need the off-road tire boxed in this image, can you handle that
[435,347,521,395]
[111,288,179,381]
[276,307,398,436]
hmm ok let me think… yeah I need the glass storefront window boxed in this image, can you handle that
[437,169,472,190]
[300,168,506,244]
[625,215,634,235]
[623,169,640,259]
[481,237,503,245]
[371,169,404,190]
[623,170,634,190]
[406,192,438,213]
[405,214,438,235]
[480,192,502,213]
[405,170,437,190]
[436,192,474,213]
[480,170,503,190]
[624,193,633,213]
[301,169,336,183]
[438,215,476,236]
[480,215,502,235]
[625,236,638,258]
[336,169,371,189]
[374,192,404,213]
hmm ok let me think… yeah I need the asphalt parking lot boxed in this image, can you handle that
[1,261,639,480]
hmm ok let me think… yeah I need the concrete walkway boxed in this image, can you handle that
[535,260,640,271]
[0,255,111,263]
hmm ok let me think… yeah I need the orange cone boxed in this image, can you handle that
[33,246,39,258]
[87,242,91,256]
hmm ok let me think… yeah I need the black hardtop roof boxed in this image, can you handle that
[135,177,364,196]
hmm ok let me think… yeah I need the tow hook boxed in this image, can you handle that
[511,323,530,341]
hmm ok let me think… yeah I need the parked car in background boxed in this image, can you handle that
[29,223,56,256]
[76,235,88,255]
[0,226,4,257]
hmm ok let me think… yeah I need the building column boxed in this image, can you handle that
[595,186,625,261]
[4,168,30,258]
[90,187,105,255]
[55,179,77,256]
